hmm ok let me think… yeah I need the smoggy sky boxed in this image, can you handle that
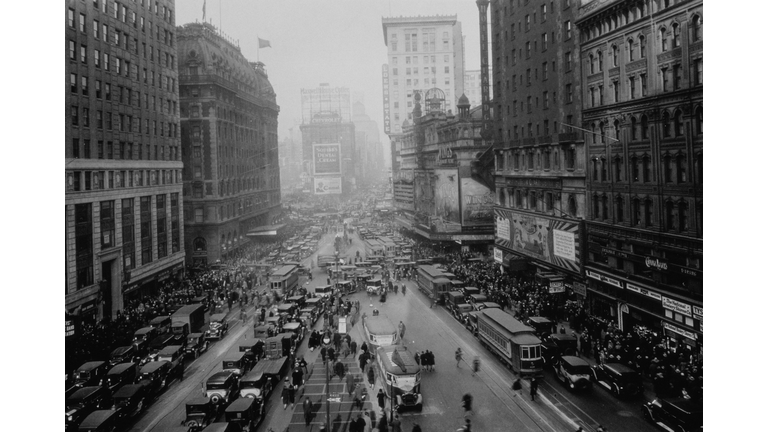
[175,0,486,143]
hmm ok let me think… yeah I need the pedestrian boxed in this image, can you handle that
[292,367,304,388]
[456,347,463,367]
[303,397,313,426]
[401,284,406,295]
[462,393,473,417]
[398,321,406,340]
[353,383,365,410]
[462,418,472,432]
[346,371,356,397]
[321,346,328,364]
[377,388,386,412]
[282,377,296,409]
[362,410,373,432]
[367,362,376,388]
[471,356,480,376]
[377,411,388,432]
[511,377,523,397]
[354,412,367,432]
[414,351,421,366]
[530,377,538,401]
[335,360,345,380]
[341,339,350,358]
[328,347,336,363]
[411,424,422,432]
[351,340,358,358]
[349,416,360,432]
[391,414,401,432]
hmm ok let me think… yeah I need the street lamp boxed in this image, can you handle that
[322,331,332,432]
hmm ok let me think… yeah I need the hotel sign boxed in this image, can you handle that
[382,64,391,134]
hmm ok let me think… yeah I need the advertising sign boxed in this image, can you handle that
[314,177,342,195]
[549,281,565,294]
[496,215,511,241]
[461,177,494,226]
[313,144,341,175]
[382,64,391,134]
[663,322,698,340]
[493,247,503,263]
[431,169,462,233]
[572,281,587,296]
[662,296,692,316]
[586,269,624,288]
[494,208,581,273]
[626,283,663,301]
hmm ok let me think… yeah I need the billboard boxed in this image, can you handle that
[461,177,494,226]
[313,177,342,195]
[313,144,341,175]
[495,207,581,273]
[393,169,414,210]
[382,64,391,134]
[432,169,462,233]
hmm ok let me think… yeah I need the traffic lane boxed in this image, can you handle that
[125,310,252,432]
[539,368,657,432]
[355,286,568,432]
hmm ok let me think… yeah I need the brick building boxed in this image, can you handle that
[177,23,281,266]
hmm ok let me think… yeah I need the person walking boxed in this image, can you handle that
[367,362,376,389]
[292,367,304,389]
[353,383,365,410]
[303,397,313,426]
[354,412,367,432]
[530,377,539,401]
[335,359,345,380]
[346,371,356,397]
[456,347,464,367]
[391,414,402,432]
[341,339,350,358]
[351,340,358,358]
[376,388,387,412]
[401,284,406,295]
[511,377,523,397]
[462,393,473,417]
[282,377,296,409]
[471,356,480,377]
[362,410,373,432]
[377,412,388,432]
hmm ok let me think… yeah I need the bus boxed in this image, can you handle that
[416,265,453,301]
[476,308,543,377]
[376,344,423,412]
[362,315,398,348]
[269,265,299,293]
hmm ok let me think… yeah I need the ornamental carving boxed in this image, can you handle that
[626,59,647,73]
[657,47,682,64]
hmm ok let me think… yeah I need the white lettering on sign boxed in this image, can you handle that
[626,283,662,301]
[572,281,587,296]
[645,257,669,270]
[662,296,692,316]
[586,270,623,288]
[493,248,503,263]
[663,322,697,340]
[553,229,576,261]
[692,305,703,317]
[496,217,510,241]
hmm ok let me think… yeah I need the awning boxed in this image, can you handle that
[246,223,287,237]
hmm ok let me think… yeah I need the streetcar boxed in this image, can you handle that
[362,314,398,349]
[416,265,452,301]
[476,308,544,377]
[376,344,423,412]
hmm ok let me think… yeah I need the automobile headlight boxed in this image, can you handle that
[67,415,74,422]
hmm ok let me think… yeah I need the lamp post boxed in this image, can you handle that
[322,331,332,432]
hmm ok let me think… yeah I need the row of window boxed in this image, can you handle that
[590,194,692,232]
[589,152,701,185]
[587,107,702,147]
[69,73,176,117]
[72,192,180,290]
[70,137,179,163]
[69,105,178,142]
[68,168,182,192]
[497,146,578,172]
[501,114,574,142]
[389,29,451,53]
[498,188,579,218]
[391,66,451,76]
[391,55,452,65]
[69,0,174,44]
[581,0,698,43]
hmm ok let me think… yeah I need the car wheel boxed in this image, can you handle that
[211,394,221,404]
[136,399,144,413]
[187,420,199,428]
[642,405,653,421]
[612,383,620,395]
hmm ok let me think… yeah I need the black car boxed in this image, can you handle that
[77,409,121,432]
[111,383,149,419]
[137,360,171,396]
[65,386,111,431]
[541,333,578,369]
[101,362,139,392]
[183,397,216,431]
[591,362,644,397]
[71,361,110,389]
[109,345,140,366]
[204,371,240,408]
[642,397,703,432]
[185,333,210,359]
[554,356,592,391]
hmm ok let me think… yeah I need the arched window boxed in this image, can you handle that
[672,23,681,48]
[628,38,635,61]
[679,201,689,231]
[676,154,687,183]
[664,154,673,183]
[568,195,578,216]
[692,15,702,42]
[601,157,608,181]
[674,110,684,137]
[589,54,595,74]
[666,200,676,230]
[660,27,668,51]
[630,117,638,140]
[644,198,654,226]
[612,45,618,67]
[631,156,640,182]
[614,156,623,181]
[642,155,651,182]
[592,194,600,219]
[632,198,642,226]
[641,114,649,139]
[616,195,625,222]
[602,195,609,220]
[193,237,207,251]
[597,51,603,71]
[662,111,671,138]
[639,35,646,58]
[599,122,606,144]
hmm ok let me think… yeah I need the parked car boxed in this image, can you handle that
[71,361,110,389]
[204,371,240,408]
[65,386,111,432]
[111,383,149,419]
[183,397,216,431]
[137,360,171,396]
[101,363,138,392]
[642,397,703,432]
[238,371,273,403]
[554,356,592,391]
[224,396,263,431]
[206,313,229,340]
[185,333,210,359]
[76,409,121,432]
[591,362,644,397]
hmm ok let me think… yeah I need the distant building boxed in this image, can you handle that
[463,69,492,109]
[65,0,184,321]
[177,23,281,266]
[352,101,385,187]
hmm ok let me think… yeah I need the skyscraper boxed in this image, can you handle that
[65,0,184,321]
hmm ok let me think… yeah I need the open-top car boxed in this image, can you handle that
[183,397,216,431]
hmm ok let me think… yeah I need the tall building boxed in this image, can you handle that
[576,0,703,350]
[352,100,385,187]
[65,0,184,321]
[463,69,493,108]
[278,127,304,193]
[489,0,587,286]
[177,23,281,266]
[381,15,466,135]
[299,84,357,196]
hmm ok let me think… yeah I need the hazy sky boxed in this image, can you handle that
[175,0,486,142]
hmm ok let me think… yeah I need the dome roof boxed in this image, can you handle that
[402,119,411,127]
[457,93,470,107]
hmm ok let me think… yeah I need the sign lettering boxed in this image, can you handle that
[662,296,692,316]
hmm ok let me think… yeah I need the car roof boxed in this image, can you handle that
[241,371,266,382]
[134,326,155,334]
[67,386,105,402]
[186,397,212,407]
[111,346,134,355]
[107,363,136,374]
[528,316,552,324]
[112,384,146,398]
[225,397,256,412]
[559,356,590,367]
[602,362,637,374]
[658,397,704,414]
[158,345,184,355]
[79,409,120,428]
[139,360,170,373]
[188,332,204,338]
[550,333,577,341]
[77,361,107,371]
[207,371,235,383]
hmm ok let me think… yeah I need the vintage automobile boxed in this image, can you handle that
[157,345,185,380]
[65,386,111,432]
[132,326,158,354]
[149,315,172,334]
[526,316,556,338]
[282,322,305,342]
[111,383,149,419]
[76,409,121,432]
[201,422,243,432]
[238,371,273,402]
[464,311,481,336]
[642,397,703,432]
[554,356,592,391]
[185,333,210,359]
[206,313,229,340]
[101,363,138,392]
[204,371,240,407]
[137,360,171,396]
[224,396,263,431]
[238,338,264,364]
[143,332,177,364]
[253,324,273,340]
[222,352,253,377]
[299,308,317,326]
[170,322,190,347]
[71,361,111,390]
[452,304,474,322]
[541,333,579,369]
[109,345,141,366]
[591,362,644,397]
[182,397,216,431]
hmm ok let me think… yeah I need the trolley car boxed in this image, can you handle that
[476,308,544,377]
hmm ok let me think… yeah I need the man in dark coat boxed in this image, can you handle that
[376,388,387,412]
[334,359,345,380]
[303,397,313,426]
